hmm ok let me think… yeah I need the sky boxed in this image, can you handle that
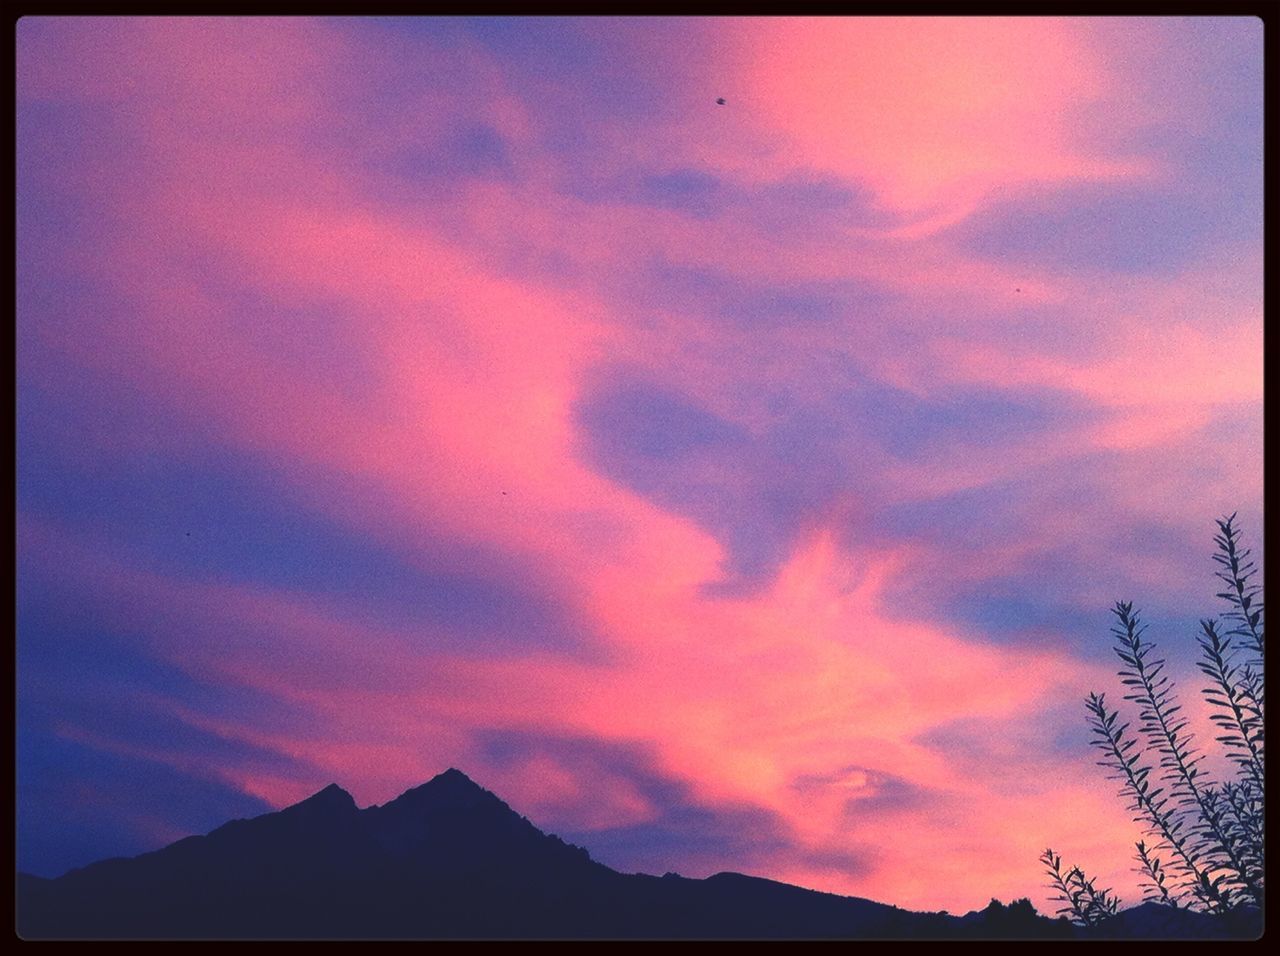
[16,17,1263,915]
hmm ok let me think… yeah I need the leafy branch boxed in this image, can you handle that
[1041,848,1121,926]
[1044,513,1264,923]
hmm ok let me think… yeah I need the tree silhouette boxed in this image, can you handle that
[1044,514,1263,924]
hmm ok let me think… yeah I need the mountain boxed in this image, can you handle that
[15,769,1260,939]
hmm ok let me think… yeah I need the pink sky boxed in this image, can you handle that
[17,17,1263,914]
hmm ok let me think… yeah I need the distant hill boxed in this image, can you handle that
[15,769,1259,939]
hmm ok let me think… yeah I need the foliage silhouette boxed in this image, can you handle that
[1040,848,1121,925]
[1044,514,1264,925]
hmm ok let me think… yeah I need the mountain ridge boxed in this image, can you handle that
[17,769,1258,939]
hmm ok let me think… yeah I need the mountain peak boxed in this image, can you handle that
[386,767,498,811]
[432,767,480,787]
[291,782,357,813]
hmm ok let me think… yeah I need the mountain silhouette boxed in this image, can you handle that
[16,769,1259,939]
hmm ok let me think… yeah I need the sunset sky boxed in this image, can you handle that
[16,17,1263,914]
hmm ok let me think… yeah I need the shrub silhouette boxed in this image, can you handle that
[1044,513,1264,924]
